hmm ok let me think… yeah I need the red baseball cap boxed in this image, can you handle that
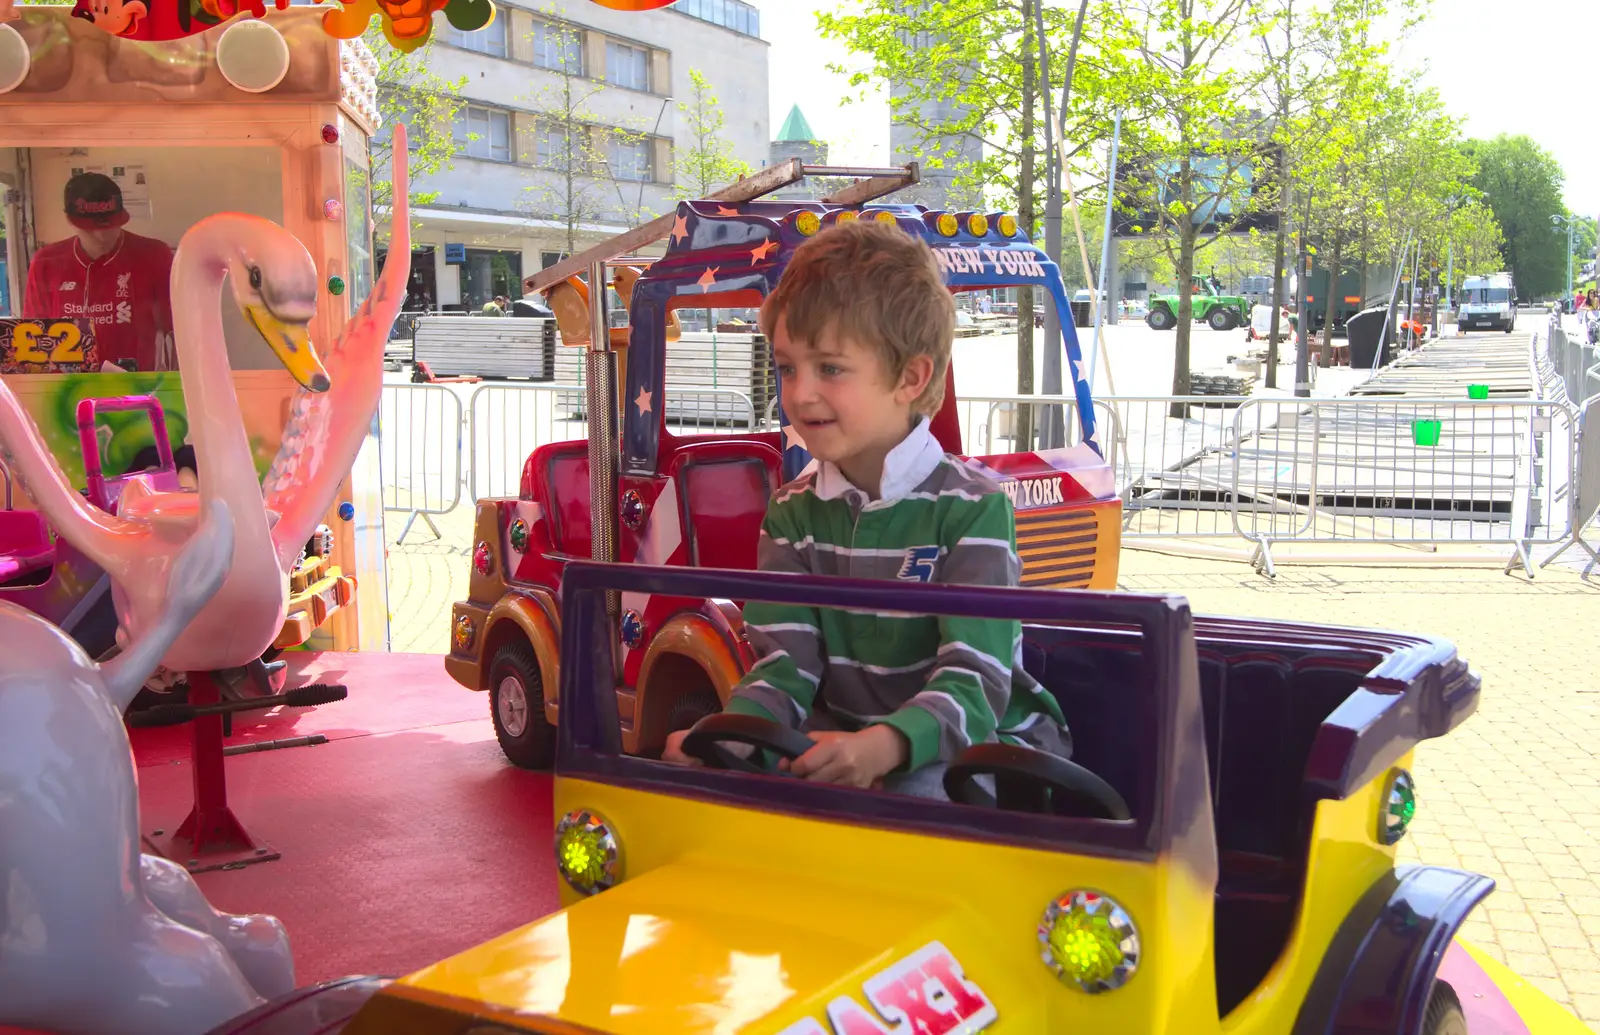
[64,172,130,231]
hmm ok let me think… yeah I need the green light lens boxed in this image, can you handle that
[554,810,620,894]
[1378,769,1417,845]
[1039,890,1139,993]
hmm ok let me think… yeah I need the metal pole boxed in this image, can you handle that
[1089,111,1122,392]
[1445,237,1452,311]
[1294,237,1311,397]
[585,260,619,615]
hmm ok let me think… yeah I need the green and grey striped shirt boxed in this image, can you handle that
[727,418,1072,773]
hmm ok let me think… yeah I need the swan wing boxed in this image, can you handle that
[263,125,411,571]
[0,375,153,578]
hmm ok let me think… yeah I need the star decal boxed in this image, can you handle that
[716,205,740,216]
[782,423,808,452]
[1071,357,1088,383]
[697,266,721,292]
[671,212,690,244]
[634,387,653,415]
[749,238,779,264]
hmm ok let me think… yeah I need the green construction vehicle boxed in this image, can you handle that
[1146,273,1250,332]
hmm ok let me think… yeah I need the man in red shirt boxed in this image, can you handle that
[22,172,174,371]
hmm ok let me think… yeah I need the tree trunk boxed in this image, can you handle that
[1170,159,1195,419]
[1266,178,1288,388]
[1015,0,1037,449]
[1322,233,1340,367]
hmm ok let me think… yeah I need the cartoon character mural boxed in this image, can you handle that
[63,0,495,51]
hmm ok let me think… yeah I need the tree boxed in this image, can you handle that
[672,67,752,201]
[819,0,1107,440]
[1462,134,1567,298]
[1093,0,1276,411]
[518,9,649,257]
[369,26,467,240]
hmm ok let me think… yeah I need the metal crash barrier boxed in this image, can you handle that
[378,384,462,544]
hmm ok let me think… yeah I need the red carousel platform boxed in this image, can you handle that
[130,652,562,984]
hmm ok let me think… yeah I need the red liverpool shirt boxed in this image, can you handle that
[22,232,175,370]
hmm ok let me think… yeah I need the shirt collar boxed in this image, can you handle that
[813,416,945,505]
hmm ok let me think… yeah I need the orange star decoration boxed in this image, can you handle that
[716,206,740,217]
[634,387,653,415]
[748,238,778,265]
[671,212,690,244]
[696,267,721,292]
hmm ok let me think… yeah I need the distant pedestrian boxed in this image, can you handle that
[481,295,508,317]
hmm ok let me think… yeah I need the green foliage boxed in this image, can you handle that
[369,27,467,240]
[517,7,648,256]
[672,67,752,201]
[1462,135,1567,297]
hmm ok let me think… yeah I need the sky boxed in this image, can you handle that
[756,0,1598,216]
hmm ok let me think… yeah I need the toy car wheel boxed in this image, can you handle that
[488,643,555,770]
[1146,308,1176,331]
[1422,980,1467,1035]
[1207,308,1233,331]
[666,687,721,736]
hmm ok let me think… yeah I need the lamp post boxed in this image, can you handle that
[1552,213,1578,310]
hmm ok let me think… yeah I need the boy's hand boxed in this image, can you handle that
[662,729,700,766]
[787,725,908,788]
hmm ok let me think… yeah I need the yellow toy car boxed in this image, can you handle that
[213,562,1589,1034]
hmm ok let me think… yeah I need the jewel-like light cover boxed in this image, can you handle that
[472,541,492,576]
[795,211,821,236]
[554,810,620,895]
[1039,890,1139,993]
[452,614,474,651]
[967,213,990,237]
[1379,769,1417,845]
[936,213,959,237]
[508,518,530,553]
[998,213,1019,237]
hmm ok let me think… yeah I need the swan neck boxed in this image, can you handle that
[170,229,255,501]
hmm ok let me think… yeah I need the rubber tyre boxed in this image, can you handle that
[1147,307,1176,331]
[665,688,721,738]
[1207,308,1232,331]
[488,642,556,770]
[1422,980,1468,1035]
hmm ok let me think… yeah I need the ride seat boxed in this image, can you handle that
[0,508,53,586]
[665,439,781,571]
[523,441,591,558]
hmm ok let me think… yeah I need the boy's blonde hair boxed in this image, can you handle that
[760,220,955,416]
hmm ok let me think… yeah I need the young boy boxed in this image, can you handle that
[662,220,1072,799]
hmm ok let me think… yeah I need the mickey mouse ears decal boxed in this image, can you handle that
[64,0,497,50]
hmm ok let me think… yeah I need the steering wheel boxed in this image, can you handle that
[679,713,816,774]
[944,743,1131,820]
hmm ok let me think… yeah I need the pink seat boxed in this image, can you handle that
[0,509,54,584]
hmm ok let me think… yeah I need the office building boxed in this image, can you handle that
[387,0,769,312]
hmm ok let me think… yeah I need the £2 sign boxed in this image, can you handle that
[777,943,999,1035]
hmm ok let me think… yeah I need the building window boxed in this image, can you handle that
[609,136,652,182]
[605,41,650,92]
[455,105,511,162]
[462,249,524,311]
[541,251,565,269]
[536,126,571,169]
[530,18,583,73]
[446,15,507,57]
[674,0,760,38]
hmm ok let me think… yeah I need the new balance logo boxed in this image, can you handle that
[60,281,77,291]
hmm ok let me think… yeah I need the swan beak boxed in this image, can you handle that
[245,305,330,393]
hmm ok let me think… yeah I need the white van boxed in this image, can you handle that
[1458,272,1517,333]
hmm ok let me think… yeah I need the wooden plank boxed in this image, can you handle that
[523,159,806,295]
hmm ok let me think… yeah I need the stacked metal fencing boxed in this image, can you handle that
[376,322,1598,575]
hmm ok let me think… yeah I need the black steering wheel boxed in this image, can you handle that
[944,743,1131,820]
[679,713,816,774]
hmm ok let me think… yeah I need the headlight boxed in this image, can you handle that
[1039,889,1139,993]
[554,810,621,895]
[1378,769,1416,845]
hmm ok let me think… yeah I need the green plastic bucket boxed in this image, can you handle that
[1413,419,1442,447]
[1467,384,1489,400]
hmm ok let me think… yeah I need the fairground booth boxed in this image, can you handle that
[0,5,395,654]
